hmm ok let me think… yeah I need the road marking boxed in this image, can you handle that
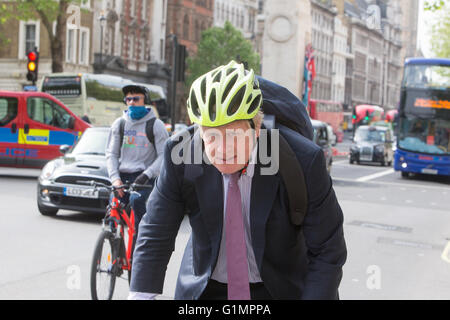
[348,220,412,233]
[377,237,444,251]
[333,159,350,165]
[332,177,450,191]
[356,169,395,182]
[441,241,450,264]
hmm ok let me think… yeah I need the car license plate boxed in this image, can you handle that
[64,187,99,198]
[421,168,438,175]
[360,156,372,161]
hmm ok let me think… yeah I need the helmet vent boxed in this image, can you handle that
[190,93,201,118]
[212,70,222,83]
[248,94,262,115]
[208,88,217,122]
[222,74,238,104]
[201,77,207,104]
[227,86,246,116]
[246,93,253,104]
[226,68,237,76]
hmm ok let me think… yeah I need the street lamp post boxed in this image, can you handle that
[170,34,178,132]
[99,13,107,67]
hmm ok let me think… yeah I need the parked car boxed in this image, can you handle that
[349,125,394,166]
[0,91,90,168]
[37,127,111,216]
[311,119,333,173]
[326,124,337,146]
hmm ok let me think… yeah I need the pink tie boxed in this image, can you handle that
[225,172,251,300]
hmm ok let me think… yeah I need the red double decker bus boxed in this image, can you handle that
[308,99,344,133]
[351,104,385,133]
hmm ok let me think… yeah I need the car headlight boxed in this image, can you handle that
[375,145,385,153]
[41,159,63,180]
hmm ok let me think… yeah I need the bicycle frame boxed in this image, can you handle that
[107,194,136,272]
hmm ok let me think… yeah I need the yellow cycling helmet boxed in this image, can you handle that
[187,60,262,127]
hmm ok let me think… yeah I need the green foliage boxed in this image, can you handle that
[186,21,260,90]
[429,6,450,64]
[424,0,445,11]
[0,0,88,41]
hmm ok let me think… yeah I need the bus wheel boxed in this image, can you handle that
[401,172,409,178]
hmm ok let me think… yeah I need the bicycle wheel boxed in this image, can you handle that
[90,230,119,300]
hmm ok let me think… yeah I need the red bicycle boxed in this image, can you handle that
[83,180,153,300]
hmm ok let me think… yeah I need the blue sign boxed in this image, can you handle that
[24,86,37,92]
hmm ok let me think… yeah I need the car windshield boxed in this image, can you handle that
[355,127,386,143]
[71,129,109,155]
[398,116,450,155]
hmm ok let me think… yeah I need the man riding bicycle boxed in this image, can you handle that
[105,84,169,246]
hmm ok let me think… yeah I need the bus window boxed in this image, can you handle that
[41,76,82,96]
[85,79,123,103]
[0,97,18,126]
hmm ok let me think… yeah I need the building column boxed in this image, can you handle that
[261,0,312,98]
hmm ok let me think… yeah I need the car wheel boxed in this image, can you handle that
[401,171,409,178]
[349,157,354,164]
[38,202,58,216]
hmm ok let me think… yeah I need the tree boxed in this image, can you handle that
[186,21,260,90]
[429,6,450,61]
[0,0,88,72]
[424,0,445,11]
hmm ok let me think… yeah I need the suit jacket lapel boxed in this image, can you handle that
[185,130,224,268]
[250,142,280,271]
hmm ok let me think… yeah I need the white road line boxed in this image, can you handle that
[332,177,450,191]
[356,168,395,182]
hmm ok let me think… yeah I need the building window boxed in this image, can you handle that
[79,28,90,65]
[130,0,136,17]
[129,34,135,60]
[141,0,146,20]
[25,24,37,54]
[66,27,77,63]
[183,15,189,39]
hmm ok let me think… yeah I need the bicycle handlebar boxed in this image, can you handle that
[76,180,153,192]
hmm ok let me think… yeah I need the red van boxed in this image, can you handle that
[0,91,90,168]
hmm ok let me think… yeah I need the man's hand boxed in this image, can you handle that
[112,179,125,198]
[134,173,149,185]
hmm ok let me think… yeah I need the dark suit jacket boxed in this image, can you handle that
[130,125,347,300]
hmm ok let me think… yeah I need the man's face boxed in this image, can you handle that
[125,93,145,106]
[200,120,260,174]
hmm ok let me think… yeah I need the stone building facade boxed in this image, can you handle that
[0,1,94,91]
[213,0,258,40]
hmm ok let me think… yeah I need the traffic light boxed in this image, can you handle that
[26,50,39,83]
[364,110,370,122]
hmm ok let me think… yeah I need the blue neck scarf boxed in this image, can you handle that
[128,106,149,120]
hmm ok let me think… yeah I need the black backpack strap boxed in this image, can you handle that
[277,134,308,226]
[145,117,157,146]
[118,118,126,157]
